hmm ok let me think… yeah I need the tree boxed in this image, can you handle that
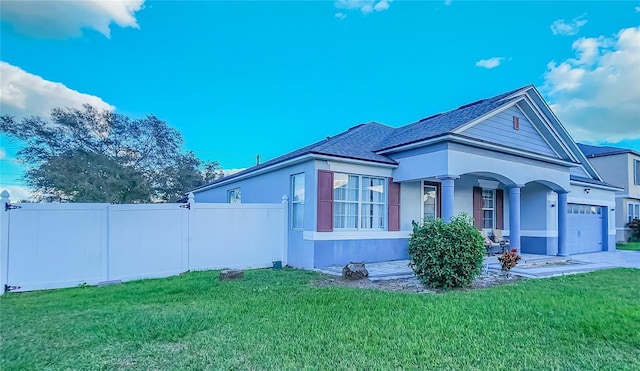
[0,105,221,202]
[26,149,152,203]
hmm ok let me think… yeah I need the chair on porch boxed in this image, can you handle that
[480,230,500,256]
[491,229,510,253]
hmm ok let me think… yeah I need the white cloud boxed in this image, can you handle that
[543,26,640,143]
[0,61,114,120]
[373,0,391,12]
[550,16,588,36]
[636,6,640,12]
[0,0,145,38]
[444,0,453,5]
[335,12,347,20]
[0,148,5,160]
[335,0,393,15]
[475,57,504,69]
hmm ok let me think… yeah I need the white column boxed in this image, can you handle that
[437,175,459,222]
[509,185,523,253]
[557,191,569,257]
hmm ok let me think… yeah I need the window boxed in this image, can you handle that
[361,176,385,229]
[291,174,305,229]
[423,182,438,221]
[482,189,494,229]
[333,173,385,230]
[227,188,241,203]
[629,202,640,223]
[635,160,640,185]
[568,203,602,215]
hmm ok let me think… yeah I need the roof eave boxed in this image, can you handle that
[189,153,397,194]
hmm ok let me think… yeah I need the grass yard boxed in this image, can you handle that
[1,269,639,370]
[617,242,640,251]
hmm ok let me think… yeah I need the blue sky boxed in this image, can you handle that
[1,0,639,199]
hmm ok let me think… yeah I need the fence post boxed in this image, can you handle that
[281,195,289,267]
[185,192,195,272]
[101,204,110,283]
[0,190,11,295]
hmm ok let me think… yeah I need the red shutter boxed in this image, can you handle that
[496,189,504,230]
[388,178,401,231]
[473,187,483,229]
[317,170,334,232]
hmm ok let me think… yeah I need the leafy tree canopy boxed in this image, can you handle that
[1,105,222,202]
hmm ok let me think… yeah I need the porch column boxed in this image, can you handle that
[557,191,569,257]
[438,175,459,222]
[509,185,523,253]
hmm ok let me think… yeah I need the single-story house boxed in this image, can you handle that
[578,143,640,242]
[189,85,620,269]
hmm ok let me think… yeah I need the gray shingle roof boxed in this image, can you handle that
[374,86,531,151]
[191,122,397,191]
[577,143,640,158]
[190,85,543,193]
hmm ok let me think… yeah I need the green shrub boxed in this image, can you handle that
[627,218,640,242]
[408,214,485,288]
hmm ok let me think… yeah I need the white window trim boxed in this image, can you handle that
[291,173,304,230]
[333,173,387,231]
[482,189,495,230]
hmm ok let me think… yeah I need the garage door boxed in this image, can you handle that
[567,204,603,254]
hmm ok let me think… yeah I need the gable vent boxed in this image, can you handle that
[513,116,520,130]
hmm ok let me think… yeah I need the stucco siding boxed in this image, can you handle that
[521,183,551,231]
[462,106,557,157]
[389,142,570,191]
[400,181,422,230]
[313,238,409,267]
[522,236,558,255]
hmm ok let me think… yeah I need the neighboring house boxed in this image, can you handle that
[578,144,640,242]
[189,85,619,269]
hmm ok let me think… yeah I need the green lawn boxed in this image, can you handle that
[618,242,640,251]
[1,269,639,370]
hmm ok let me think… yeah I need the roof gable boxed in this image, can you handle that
[456,104,560,158]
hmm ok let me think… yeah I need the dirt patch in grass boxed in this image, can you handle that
[312,271,524,293]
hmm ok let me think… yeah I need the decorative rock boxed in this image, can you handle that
[219,270,244,281]
[342,262,369,280]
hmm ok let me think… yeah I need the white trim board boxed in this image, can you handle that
[520,230,558,238]
[303,231,410,241]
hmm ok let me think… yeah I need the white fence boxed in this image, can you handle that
[0,191,288,294]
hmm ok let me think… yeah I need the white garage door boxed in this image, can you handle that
[567,204,603,254]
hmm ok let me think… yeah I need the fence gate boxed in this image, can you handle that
[4,203,109,292]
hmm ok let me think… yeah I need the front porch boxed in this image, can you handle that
[398,173,572,256]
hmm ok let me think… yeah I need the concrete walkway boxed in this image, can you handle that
[316,251,640,280]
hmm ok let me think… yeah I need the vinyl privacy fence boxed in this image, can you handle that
[0,192,288,294]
